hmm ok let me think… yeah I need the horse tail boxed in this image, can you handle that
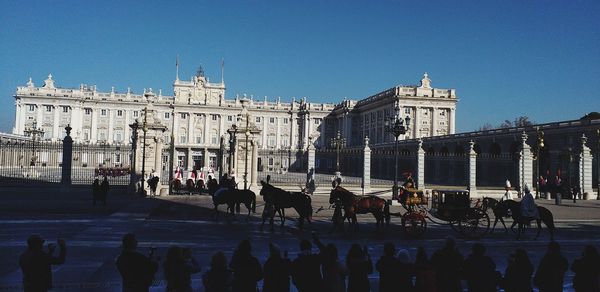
[384,199,391,226]
[540,206,555,229]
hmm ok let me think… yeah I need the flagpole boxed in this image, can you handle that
[175,55,180,82]
[221,58,224,84]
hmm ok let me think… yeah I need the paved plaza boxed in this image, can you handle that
[1,186,600,291]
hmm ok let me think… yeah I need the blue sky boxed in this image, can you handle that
[1,0,599,133]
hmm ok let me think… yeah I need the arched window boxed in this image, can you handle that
[195,130,203,144]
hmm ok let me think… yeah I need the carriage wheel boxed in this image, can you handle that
[401,212,427,238]
[457,208,490,239]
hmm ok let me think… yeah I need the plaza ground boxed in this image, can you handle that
[1,186,600,291]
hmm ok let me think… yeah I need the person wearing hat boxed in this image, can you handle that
[19,235,66,292]
[520,184,539,221]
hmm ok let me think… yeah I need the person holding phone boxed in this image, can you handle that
[19,235,67,292]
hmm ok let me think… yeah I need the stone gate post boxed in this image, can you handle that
[519,132,533,192]
[468,140,477,196]
[363,136,371,194]
[60,125,73,188]
[415,139,425,190]
[579,134,593,199]
[307,137,315,177]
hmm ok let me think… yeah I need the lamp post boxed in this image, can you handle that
[99,140,109,167]
[330,131,346,176]
[140,106,148,194]
[243,113,250,190]
[24,121,44,166]
[129,120,139,186]
[384,102,411,198]
[168,103,176,195]
[535,128,545,199]
[568,146,574,202]
[228,125,238,175]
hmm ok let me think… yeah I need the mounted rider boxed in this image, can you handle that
[500,179,514,201]
[520,184,539,221]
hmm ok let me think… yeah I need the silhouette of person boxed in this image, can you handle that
[431,236,463,292]
[291,239,324,292]
[203,251,233,292]
[503,248,534,292]
[164,246,201,292]
[534,241,568,292]
[263,243,292,292]
[346,244,373,292]
[92,178,100,206]
[229,240,263,292]
[571,245,600,292]
[462,243,498,292]
[414,246,436,292]
[115,233,158,292]
[313,233,347,292]
[100,176,109,205]
[19,235,66,292]
[376,242,398,292]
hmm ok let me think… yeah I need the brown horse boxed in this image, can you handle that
[329,185,387,231]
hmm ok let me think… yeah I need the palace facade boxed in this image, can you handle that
[12,68,457,173]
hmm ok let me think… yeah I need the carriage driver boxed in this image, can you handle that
[520,184,539,222]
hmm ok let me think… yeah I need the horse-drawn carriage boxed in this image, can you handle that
[389,188,490,238]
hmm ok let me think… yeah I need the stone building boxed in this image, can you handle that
[11,69,456,177]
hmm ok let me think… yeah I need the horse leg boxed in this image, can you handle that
[534,219,542,240]
[214,205,219,221]
[246,203,252,221]
[280,209,286,228]
[353,214,359,231]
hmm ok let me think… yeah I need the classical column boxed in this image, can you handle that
[468,140,477,196]
[251,139,258,187]
[52,106,60,140]
[415,139,425,189]
[123,109,130,142]
[204,148,210,169]
[263,117,268,149]
[290,114,296,149]
[187,147,193,170]
[108,109,114,143]
[187,112,193,144]
[276,117,281,149]
[90,109,98,143]
[414,107,420,139]
[154,137,163,180]
[449,108,456,134]
[431,107,437,137]
[363,136,371,194]
[204,113,210,146]
[14,101,21,134]
[36,105,43,127]
[580,134,593,199]
[173,112,180,146]
[518,132,533,191]
[307,138,315,175]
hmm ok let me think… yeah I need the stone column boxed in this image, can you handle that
[52,106,60,140]
[363,136,371,193]
[204,113,210,145]
[36,105,43,127]
[124,110,130,143]
[580,134,593,199]
[276,117,281,149]
[61,125,73,188]
[307,138,315,176]
[518,132,533,192]
[415,139,425,189]
[14,101,21,134]
[263,117,268,149]
[468,140,477,196]
[251,139,258,187]
[187,147,193,170]
[187,112,193,144]
[449,108,456,134]
[414,107,420,139]
[154,137,163,179]
[90,109,98,143]
[431,107,437,136]
[204,148,210,169]
[108,109,115,143]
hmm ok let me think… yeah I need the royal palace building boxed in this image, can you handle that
[12,67,457,173]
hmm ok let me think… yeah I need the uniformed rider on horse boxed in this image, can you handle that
[520,184,539,223]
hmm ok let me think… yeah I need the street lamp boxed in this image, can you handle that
[24,121,45,166]
[228,125,238,175]
[140,106,148,194]
[535,128,545,199]
[243,112,251,190]
[568,146,574,202]
[384,102,411,198]
[168,103,176,195]
[330,131,346,175]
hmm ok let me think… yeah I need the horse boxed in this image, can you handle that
[172,179,183,194]
[482,197,555,240]
[186,179,195,194]
[329,185,387,231]
[259,181,313,230]
[212,187,257,221]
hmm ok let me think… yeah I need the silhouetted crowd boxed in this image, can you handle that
[19,233,600,292]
